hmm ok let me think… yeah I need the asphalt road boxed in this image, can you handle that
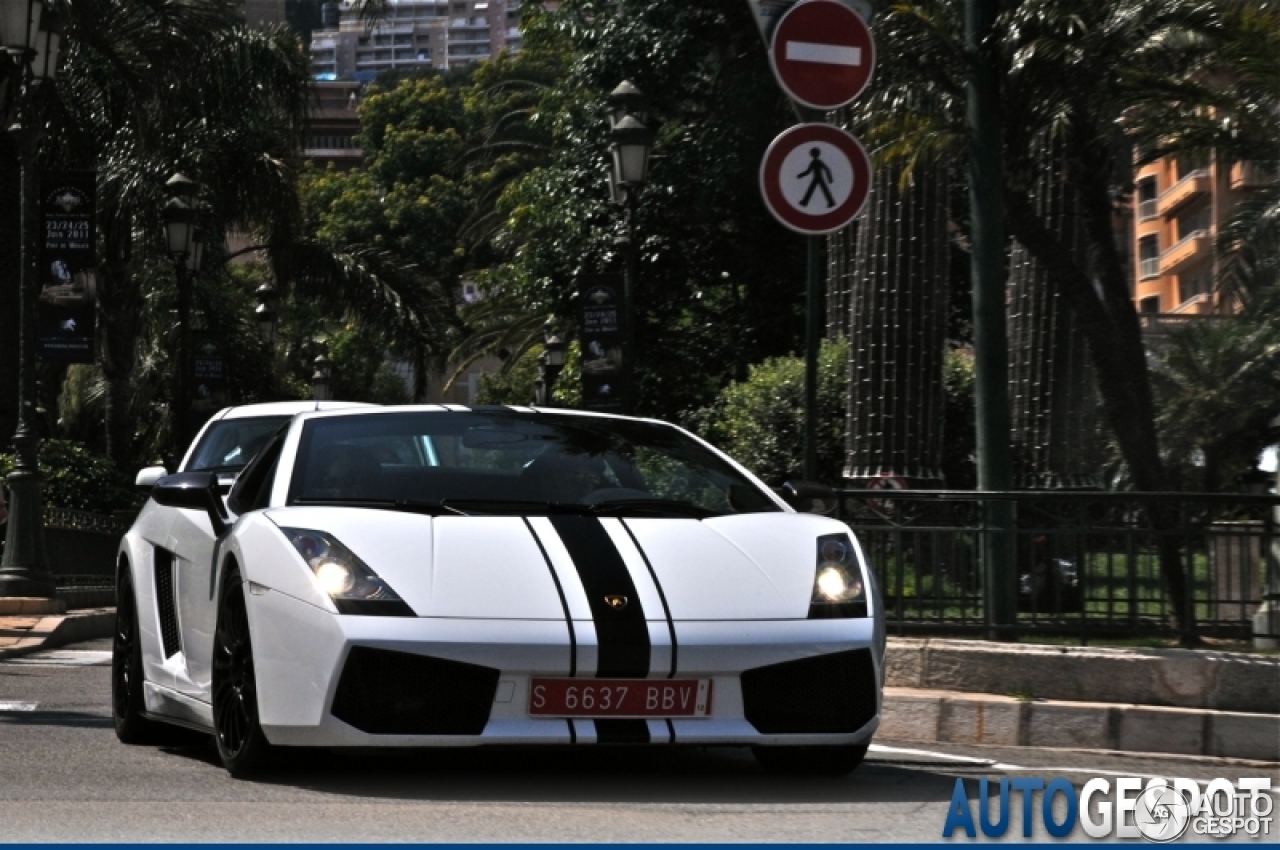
[0,638,1274,843]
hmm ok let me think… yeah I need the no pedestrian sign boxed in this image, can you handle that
[759,123,871,235]
[770,0,875,110]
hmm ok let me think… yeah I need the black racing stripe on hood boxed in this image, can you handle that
[547,514,650,678]
[523,517,577,678]
[619,518,677,678]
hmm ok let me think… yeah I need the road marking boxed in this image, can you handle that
[1,650,112,667]
[870,744,996,765]
[873,745,1280,795]
[785,41,862,66]
[0,702,38,711]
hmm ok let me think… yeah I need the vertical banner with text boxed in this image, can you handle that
[579,273,627,412]
[38,171,97,363]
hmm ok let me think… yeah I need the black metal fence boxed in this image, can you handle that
[44,507,131,589]
[835,490,1279,642]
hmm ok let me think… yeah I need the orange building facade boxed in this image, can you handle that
[1132,151,1275,318]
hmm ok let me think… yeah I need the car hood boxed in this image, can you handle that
[261,507,849,621]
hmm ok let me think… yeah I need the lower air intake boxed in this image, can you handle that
[331,646,499,735]
[740,648,877,734]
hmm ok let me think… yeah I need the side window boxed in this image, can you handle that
[227,429,287,515]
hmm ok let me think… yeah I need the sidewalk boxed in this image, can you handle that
[1,606,1276,762]
[0,603,114,659]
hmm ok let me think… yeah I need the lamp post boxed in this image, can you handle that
[254,283,279,348]
[162,173,202,455]
[311,353,333,401]
[0,0,62,600]
[606,81,654,416]
[534,327,567,407]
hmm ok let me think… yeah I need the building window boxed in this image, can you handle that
[1178,265,1213,304]
[1138,235,1160,279]
[1140,296,1160,314]
[1175,204,1211,242]
[1137,177,1158,221]
[1175,152,1209,182]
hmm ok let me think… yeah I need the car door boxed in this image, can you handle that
[170,432,286,699]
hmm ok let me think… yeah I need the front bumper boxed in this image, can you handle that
[249,588,881,748]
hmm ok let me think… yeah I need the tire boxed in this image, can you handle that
[752,742,869,776]
[211,566,274,778]
[112,566,165,744]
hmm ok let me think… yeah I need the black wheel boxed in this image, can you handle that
[752,742,869,776]
[113,566,164,744]
[211,567,273,777]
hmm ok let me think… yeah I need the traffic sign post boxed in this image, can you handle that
[769,0,875,110]
[759,122,871,236]
[761,0,877,481]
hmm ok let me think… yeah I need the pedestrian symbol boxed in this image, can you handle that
[797,147,836,209]
[759,123,871,235]
[779,140,853,215]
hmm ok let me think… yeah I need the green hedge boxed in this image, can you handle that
[0,440,140,514]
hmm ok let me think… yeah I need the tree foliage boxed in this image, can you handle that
[486,0,808,420]
[689,339,849,485]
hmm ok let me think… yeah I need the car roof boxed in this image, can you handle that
[289,404,666,426]
[211,400,376,422]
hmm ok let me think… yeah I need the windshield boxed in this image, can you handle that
[185,416,292,473]
[286,411,780,516]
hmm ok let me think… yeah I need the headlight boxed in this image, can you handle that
[809,533,869,618]
[280,527,414,616]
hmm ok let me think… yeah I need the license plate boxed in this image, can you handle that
[529,678,713,718]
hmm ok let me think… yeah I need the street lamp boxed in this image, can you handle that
[254,283,279,347]
[606,81,654,415]
[311,353,333,401]
[162,173,203,455]
[535,326,567,407]
[0,0,63,601]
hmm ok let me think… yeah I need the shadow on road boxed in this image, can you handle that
[176,745,966,805]
[0,710,115,730]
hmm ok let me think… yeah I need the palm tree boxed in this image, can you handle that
[39,1,309,462]
[848,0,1232,632]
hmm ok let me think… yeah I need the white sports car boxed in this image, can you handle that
[115,405,885,777]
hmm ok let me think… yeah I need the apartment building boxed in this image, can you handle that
[1132,150,1276,319]
[309,0,524,79]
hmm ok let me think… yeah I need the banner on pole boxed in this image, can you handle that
[38,170,97,363]
[578,273,626,413]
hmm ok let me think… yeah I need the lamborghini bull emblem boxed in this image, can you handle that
[604,594,628,610]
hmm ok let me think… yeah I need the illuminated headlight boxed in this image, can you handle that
[280,528,413,616]
[809,533,869,618]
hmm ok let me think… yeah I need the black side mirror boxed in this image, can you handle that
[775,480,837,515]
[152,472,229,535]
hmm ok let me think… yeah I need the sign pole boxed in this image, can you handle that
[803,234,821,480]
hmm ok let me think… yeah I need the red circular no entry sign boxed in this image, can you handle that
[759,123,871,235]
[770,0,876,110]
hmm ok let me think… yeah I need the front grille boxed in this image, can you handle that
[740,648,877,734]
[154,549,181,658]
[331,646,499,735]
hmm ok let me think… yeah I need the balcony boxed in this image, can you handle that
[1157,169,1210,216]
[1138,257,1161,279]
[1159,229,1212,276]
[1231,161,1278,190]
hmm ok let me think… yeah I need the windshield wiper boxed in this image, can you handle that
[586,499,717,518]
[293,498,465,517]
[439,499,591,516]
